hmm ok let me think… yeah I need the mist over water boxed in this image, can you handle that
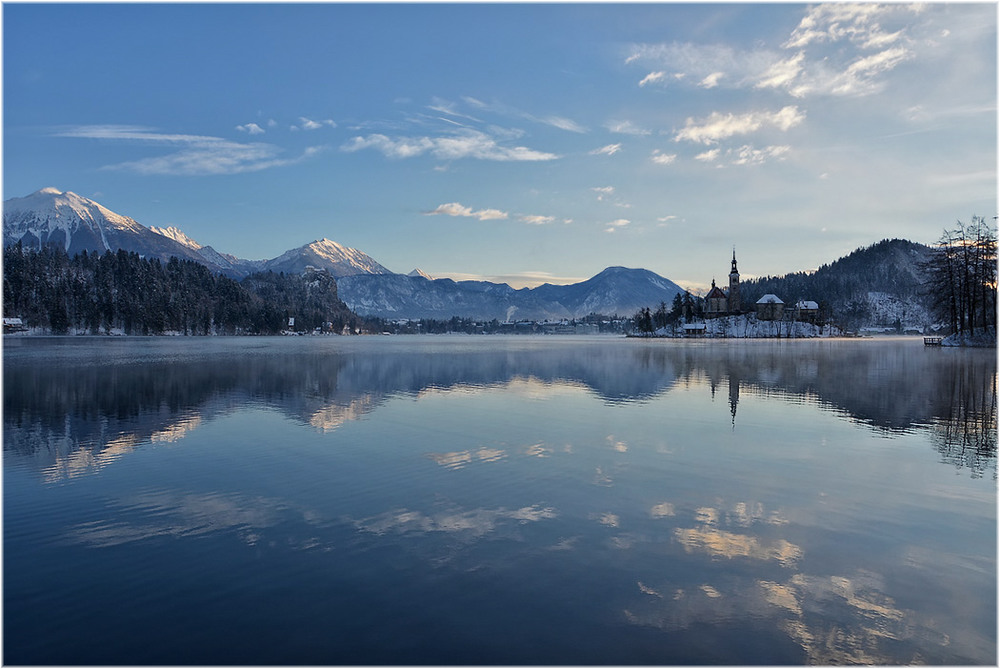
[4,336,995,664]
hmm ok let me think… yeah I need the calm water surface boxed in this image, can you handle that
[4,335,996,665]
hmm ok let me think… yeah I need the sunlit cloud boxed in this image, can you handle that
[755,52,806,92]
[605,218,630,233]
[520,214,556,225]
[639,70,668,87]
[424,202,509,221]
[700,72,724,88]
[674,106,804,145]
[695,148,721,162]
[651,149,677,165]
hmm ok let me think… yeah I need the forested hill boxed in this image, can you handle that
[741,239,934,328]
[3,244,367,335]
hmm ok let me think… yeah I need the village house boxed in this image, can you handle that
[756,294,784,321]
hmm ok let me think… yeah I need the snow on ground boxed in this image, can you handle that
[653,314,838,338]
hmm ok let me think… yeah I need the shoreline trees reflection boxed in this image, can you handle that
[4,337,995,478]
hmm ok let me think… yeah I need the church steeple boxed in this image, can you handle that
[728,248,741,313]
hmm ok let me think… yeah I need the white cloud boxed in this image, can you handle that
[56,124,319,176]
[591,186,615,200]
[605,218,630,233]
[540,115,587,133]
[424,202,509,221]
[629,5,926,99]
[520,214,556,225]
[730,144,790,166]
[695,148,721,162]
[784,4,907,50]
[606,120,651,136]
[459,96,585,133]
[651,150,677,165]
[674,106,804,144]
[755,52,806,92]
[235,123,266,135]
[591,143,622,156]
[639,71,668,87]
[341,129,558,162]
[699,72,724,89]
[293,117,337,131]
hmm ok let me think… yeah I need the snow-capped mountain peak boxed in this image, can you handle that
[5,188,144,238]
[259,238,393,277]
[408,268,434,280]
[150,225,202,250]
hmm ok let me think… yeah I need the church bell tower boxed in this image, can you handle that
[728,249,741,313]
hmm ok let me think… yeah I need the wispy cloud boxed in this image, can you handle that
[674,106,804,144]
[342,129,558,161]
[605,218,630,233]
[699,72,724,89]
[694,145,789,167]
[591,186,615,201]
[639,71,668,87]
[591,143,622,156]
[235,122,266,135]
[519,214,556,225]
[55,125,321,176]
[462,96,587,133]
[292,117,337,131]
[651,150,677,165]
[424,202,509,221]
[606,120,651,136]
[628,4,925,99]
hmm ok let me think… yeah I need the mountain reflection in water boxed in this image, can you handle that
[4,336,996,480]
[3,336,995,665]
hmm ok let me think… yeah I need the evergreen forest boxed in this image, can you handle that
[3,243,368,335]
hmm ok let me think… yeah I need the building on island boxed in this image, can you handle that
[704,250,742,317]
[756,294,785,321]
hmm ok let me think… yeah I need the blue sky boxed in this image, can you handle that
[4,3,996,290]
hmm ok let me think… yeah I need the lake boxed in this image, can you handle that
[3,335,996,665]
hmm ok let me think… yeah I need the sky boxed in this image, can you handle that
[3,2,997,291]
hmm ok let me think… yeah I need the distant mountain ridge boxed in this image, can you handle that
[337,267,685,321]
[3,188,939,327]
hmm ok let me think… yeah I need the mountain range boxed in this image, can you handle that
[3,188,935,326]
[3,188,684,321]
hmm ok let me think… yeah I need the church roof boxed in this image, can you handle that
[706,285,728,299]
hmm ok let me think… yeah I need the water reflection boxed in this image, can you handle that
[4,337,996,480]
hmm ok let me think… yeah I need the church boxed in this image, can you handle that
[704,251,742,316]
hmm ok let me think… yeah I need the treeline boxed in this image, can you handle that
[741,238,930,326]
[922,216,997,338]
[633,292,704,334]
[3,244,369,335]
